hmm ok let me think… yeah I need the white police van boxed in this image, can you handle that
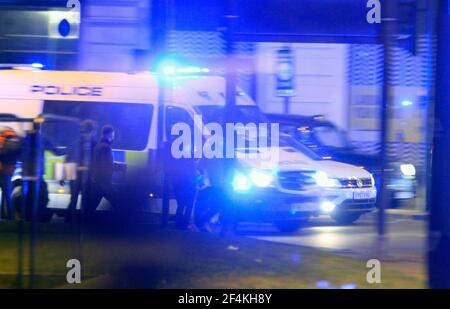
[0,66,376,230]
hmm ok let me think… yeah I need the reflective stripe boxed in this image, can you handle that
[43,150,148,181]
[125,151,147,165]
[44,151,65,180]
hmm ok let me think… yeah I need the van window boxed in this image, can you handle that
[166,106,193,139]
[43,101,153,151]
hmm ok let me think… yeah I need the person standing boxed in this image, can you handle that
[166,155,197,230]
[194,157,236,236]
[88,125,126,220]
[0,128,21,220]
[65,120,97,223]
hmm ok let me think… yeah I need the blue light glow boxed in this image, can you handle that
[320,201,336,213]
[155,56,210,76]
[401,100,413,107]
[31,63,44,69]
[400,164,416,176]
[176,67,210,74]
[313,171,340,187]
[249,169,274,187]
[232,173,251,192]
[162,66,176,75]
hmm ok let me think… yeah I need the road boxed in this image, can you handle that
[237,214,426,265]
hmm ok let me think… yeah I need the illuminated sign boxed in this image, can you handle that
[276,46,296,97]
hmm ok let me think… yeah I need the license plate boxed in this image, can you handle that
[353,191,371,200]
[291,203,317,212]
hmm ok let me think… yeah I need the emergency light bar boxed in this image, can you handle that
[161,66,210,75]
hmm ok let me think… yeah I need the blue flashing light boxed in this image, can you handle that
[155,57,210,76]
[232,173,251,192]
[161,66,211,75]
[162,66,176,75]
[156,57,178,75]
[31,63,44,69]
[401,100,413,107]
[176,67,210,74]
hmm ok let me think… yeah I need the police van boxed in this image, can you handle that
[0,67,376,230]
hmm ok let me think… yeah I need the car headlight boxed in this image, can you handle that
[400,164,416,177]
[313,171,341,188]
[232,172,251,192]
[320,201,337,213]
[249,169,274,188]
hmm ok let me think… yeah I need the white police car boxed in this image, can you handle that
[230,135,377,231]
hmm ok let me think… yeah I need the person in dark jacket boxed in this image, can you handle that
[65,120,97,222]
[165,154,197,229]
[0,128,21,220]
[194,157,236,236]
[88,125,126,219]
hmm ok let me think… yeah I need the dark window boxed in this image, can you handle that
[166,106,193,139]
[43,100,154,151]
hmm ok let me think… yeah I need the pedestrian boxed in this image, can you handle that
[165,153,197,230]
[65,120,97,223]
[194,157,236,236]
[0,128,22,220]
[17,123,63,222]
[88,125,126,220]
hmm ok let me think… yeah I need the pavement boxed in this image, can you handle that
[0,203,429,288]
[236,213,426,282]
[366,209,428,221]
[0,215,426,288]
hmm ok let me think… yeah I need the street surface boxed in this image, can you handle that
[239,215,425,266]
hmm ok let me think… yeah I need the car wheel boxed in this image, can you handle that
[331,213,361,225]
[274,221,303,233]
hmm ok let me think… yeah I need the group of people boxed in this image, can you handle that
[0,121,124,222]
[0,120,233,234]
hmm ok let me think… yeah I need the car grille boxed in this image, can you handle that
[339,178,373,188]
[340,199,377,208]
[277,171,316,191]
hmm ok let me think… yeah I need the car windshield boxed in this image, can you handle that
[313,125,348,148]
[196,105,268,124]
[279,134,322,160]
[196,105,321,160]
